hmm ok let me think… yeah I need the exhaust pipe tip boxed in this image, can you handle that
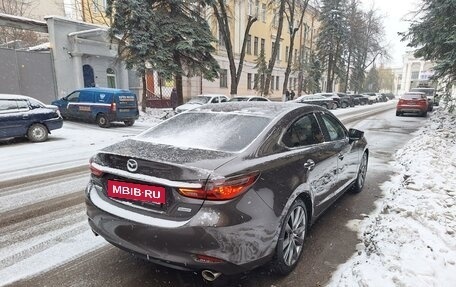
[201,270,222,282]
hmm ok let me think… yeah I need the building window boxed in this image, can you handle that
[276,76,279,90]
[272,9,279,28]
[261,3,266,22]
[255,0,260,16]
[271,76,275,90]
[294,49,298,64]
[246,34,252,55]
[247,73,252,90]
[272,41,281,61]
[285,46,289,62]
[253,74,259,89]
[411,71,419,79]
[260,38,265,53]
[107,68,116,88]
[83,64,95,87]
[254,36,259,56]
[220,69,228,88]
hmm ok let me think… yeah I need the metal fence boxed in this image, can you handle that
[0,48,57,104]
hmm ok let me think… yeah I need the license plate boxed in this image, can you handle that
[119,108,130,112]
[107,180,166,204]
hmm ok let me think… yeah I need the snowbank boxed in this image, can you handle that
[328,108,456,287]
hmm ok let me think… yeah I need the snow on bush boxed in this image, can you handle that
[328,108,456,287]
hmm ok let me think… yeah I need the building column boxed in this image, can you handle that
[119,64,129,89]
[72,53,83,88]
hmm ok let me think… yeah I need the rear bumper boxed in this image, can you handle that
[44,117,63,131]
[85,183,277,275]
[396,105,427,114]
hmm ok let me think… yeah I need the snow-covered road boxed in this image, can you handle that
[328,107,456,287]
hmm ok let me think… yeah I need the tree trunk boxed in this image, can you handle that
[264,0,286,96]
[141,72,147,113]
[213,1,256,96]
[175,74,183,106]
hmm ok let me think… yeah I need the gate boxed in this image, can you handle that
[0,48,57,104]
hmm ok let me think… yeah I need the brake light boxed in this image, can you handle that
[111,102,117,112]
[398,99,405,105]
[89,159,104,177]
[178,172,259,200]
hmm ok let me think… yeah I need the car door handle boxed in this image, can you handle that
[304,159,315,171]
[338,153,344,160]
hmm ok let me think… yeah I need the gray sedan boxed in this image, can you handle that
[85,102,368,283]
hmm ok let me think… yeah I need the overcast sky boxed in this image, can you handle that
[361,0,421,68]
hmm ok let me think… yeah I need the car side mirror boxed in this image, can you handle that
[348,128,364,142]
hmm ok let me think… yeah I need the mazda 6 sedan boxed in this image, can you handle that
[85,102,368,282]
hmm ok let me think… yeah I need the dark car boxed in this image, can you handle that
[352,94,369,105]
[396,92,429,117]
[85,102,368,283]
[336,93,355,108]
[229,96,271,102]
[293,94,335,109]
[0,94,63,142]
[315,92,341,108]
[52,88,139,128]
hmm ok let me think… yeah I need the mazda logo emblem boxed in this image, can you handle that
[126,159,138,172]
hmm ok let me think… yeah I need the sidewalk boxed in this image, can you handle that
[327,107,456,286]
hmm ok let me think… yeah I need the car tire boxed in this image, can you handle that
[422,111,428,117]
[352,152,368,193]
[321,103,328,109]
[272,199,307,275]
[27,123,48,142]
[96,114,110,128]
[124,120,135,127]
[396,111,401,116]
[341,102,348,108]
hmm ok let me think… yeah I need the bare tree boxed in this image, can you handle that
[207,0,257,95]
[0,0,42,47]
[282,0,310,95]
[263,0,287,96]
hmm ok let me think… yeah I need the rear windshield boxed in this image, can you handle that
[402,93,425,100]
[137,112,271,152]
[229,97,248,102]
[187,96,211,104]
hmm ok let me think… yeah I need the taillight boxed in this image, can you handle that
[111,102,117,112]
[178,172,259,200]
[89,158,104,177]
[398,99,405,105]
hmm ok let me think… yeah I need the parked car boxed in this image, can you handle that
[175,94,229,113]
[52,88,139,128]
[336,93,355,108]
[293,94,335,109]
[86,102,368,282]
[229,95,271,102]
[362,93,379,104]
[377,93,388,102]
[396,92,429,117]
[352,94,369,105]
[316,92,341,108]
[410,87,436,110]
[0,94,63,142]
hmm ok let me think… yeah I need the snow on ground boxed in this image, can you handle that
[327,107,456,287]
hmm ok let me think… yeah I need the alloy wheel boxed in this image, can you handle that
[282,205,306,266]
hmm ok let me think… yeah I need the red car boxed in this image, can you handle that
[396,92,429,117]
